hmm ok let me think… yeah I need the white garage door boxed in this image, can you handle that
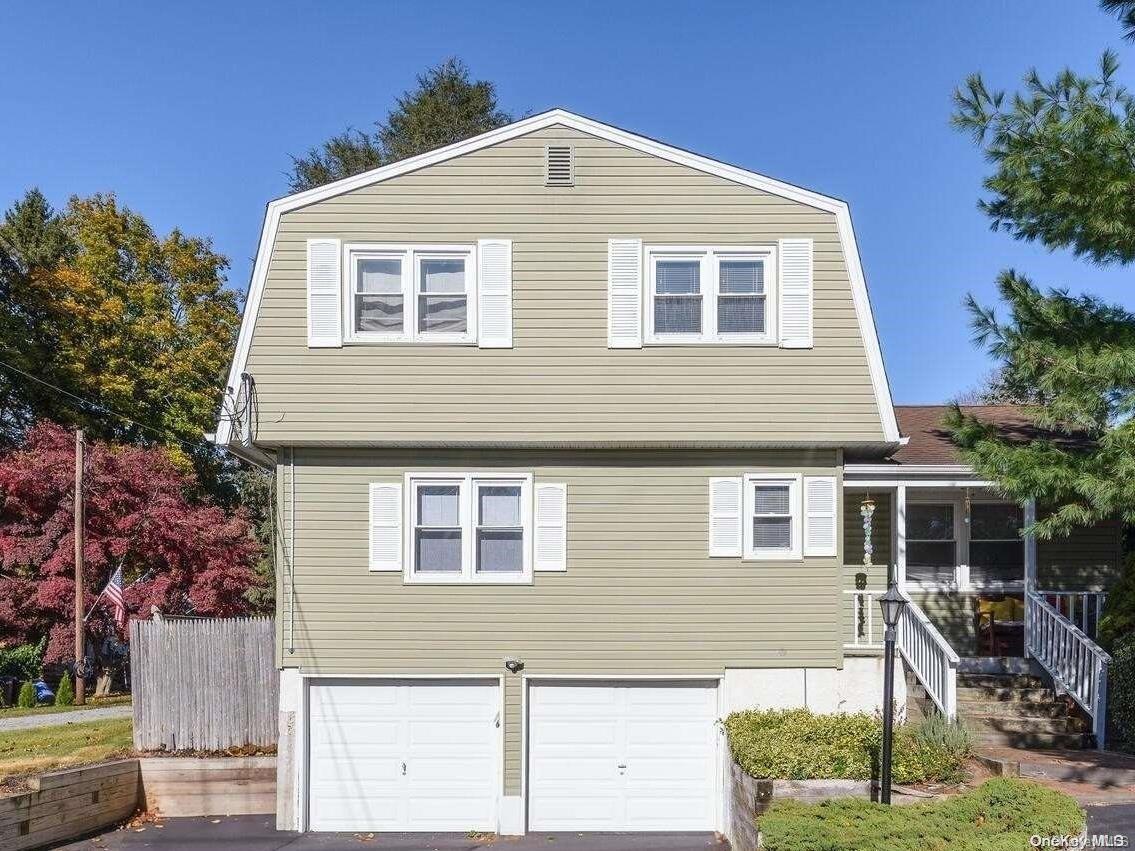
[307,679,499,832]
[528,680,719,831]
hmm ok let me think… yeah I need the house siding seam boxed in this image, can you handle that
[276,447,842,794]
[244,125,885,445]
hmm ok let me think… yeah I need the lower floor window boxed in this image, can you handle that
[906,503,956,584]
[969,503,1023,584]
[409,474,532,583]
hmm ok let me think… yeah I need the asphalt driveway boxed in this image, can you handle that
[56,816,726,851]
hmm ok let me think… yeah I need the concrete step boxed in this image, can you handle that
[971,730,1091,749]
[957,672,1048,690]
[962,715,1088,735]
[955,700,1073,719]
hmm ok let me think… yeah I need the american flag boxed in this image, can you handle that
[104,567,126,631]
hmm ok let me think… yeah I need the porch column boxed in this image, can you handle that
[894,485,906,591]
[1023,498,1037,658]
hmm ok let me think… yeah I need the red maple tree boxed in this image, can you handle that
[0,422,261,662]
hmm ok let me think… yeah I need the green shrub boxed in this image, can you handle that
[758,777,1084,851]
[54,671,74,706]
[1109,636,1135,751]
[724,708,970,784]
[16,681,35,709]
[0,638,45,682]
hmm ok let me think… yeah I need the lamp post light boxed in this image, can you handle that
[878,582,908,805]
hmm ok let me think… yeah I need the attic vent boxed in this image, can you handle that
[545,145,574,186]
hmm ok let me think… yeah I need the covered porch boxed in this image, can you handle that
[840,468,1118,657]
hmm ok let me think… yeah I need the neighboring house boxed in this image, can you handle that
[214,110,1121,838]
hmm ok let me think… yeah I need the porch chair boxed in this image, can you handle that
[976,595,1025,656]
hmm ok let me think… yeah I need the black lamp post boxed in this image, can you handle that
[878,582,908,804]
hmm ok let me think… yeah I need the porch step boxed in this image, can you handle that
[961,715,1088,735]
[957,672,1048,690]
[910,683,1058,704]
[971,730,1092,749]
[955,699,1074,719]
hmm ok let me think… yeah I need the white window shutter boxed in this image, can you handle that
[708,477,743,557]
[778,238,813,349]
[307,238,342,348]
[369,482,402,571]
[477,239,513,348]
[607,239,642,348]
[804,475,837,558]
[534,483,567,571]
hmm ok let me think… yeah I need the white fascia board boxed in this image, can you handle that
[215,108,899,444]
[845,463,976,476]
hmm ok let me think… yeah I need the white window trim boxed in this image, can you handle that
[344,243,477,345]
[403,472,533,585]
[742,473,802,561]
[644,245,777,345]
[903,493,1026,593]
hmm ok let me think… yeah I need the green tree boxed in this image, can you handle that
[16,680,34,708]
[947,10,1135,540]
[288,58,512,192]
[0,191,241,481]
[54,671,73,706]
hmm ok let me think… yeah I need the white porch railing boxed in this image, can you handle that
[1035,590,1108,640]
[897,590,959,720]
[1026,591,1111,748]
[844,589,885,649]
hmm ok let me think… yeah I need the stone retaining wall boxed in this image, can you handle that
[0,760,141,851]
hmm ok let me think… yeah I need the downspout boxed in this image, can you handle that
[288,446,295,655]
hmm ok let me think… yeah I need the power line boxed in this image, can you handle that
[0,357,218,455]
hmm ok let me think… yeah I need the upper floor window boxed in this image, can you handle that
[405,473,532,584]
[742,473,801,560]
[646,246,775,344]
[347,244,475,344]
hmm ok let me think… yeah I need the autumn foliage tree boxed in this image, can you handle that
[0,423,260,663]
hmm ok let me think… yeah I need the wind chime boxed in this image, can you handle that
[860,492,876,566]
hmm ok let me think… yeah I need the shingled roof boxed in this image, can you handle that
[892,405,1051,466]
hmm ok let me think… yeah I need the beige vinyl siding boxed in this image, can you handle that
[1036,516,1123,590]
[245,125,885,445]
[277,447,842,793]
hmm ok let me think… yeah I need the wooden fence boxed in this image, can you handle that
[130,617,277,751]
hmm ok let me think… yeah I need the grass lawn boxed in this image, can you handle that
[0,694,131,719]
[757,778,1084,851]
[0,717,133,781]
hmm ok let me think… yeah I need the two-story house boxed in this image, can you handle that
[214,110,1121,837]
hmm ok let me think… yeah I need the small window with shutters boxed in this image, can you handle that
[742,473,802,560]
[545,145,574,186]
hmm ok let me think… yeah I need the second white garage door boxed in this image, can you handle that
[528,680,719,831]
[307,679,499,832]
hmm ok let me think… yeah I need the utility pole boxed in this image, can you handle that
[74,430,85,706]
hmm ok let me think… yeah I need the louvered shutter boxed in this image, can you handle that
[307,238,342,347]
[477,239,513,348]
[534,483,567,571]
[708,477,743,557]
[778,238,813,349]
[607,239,643,348]
[804,475,837,558]
[369,482,402,571]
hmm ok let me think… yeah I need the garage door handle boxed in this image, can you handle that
[617,763,627,771]
[401,761,407,776]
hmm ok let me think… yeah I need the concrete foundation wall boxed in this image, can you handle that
[724,656,907,716]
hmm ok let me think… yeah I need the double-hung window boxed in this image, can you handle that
[347,244,475,343]
[906,503,956,585]
[646,246,775,344]
[743,473,802,560]
[968,503,1023,586]
[406,473,532,584]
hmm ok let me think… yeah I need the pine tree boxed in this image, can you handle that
[947,8,1135,540]
[54,671,73,706]
[16,680,34,708]
[288,58,512,192]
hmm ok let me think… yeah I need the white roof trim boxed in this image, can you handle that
[215,108,899,445]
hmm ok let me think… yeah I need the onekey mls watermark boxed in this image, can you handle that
[1031,835,1131,848]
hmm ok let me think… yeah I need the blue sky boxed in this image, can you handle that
[2,1,1131,403]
